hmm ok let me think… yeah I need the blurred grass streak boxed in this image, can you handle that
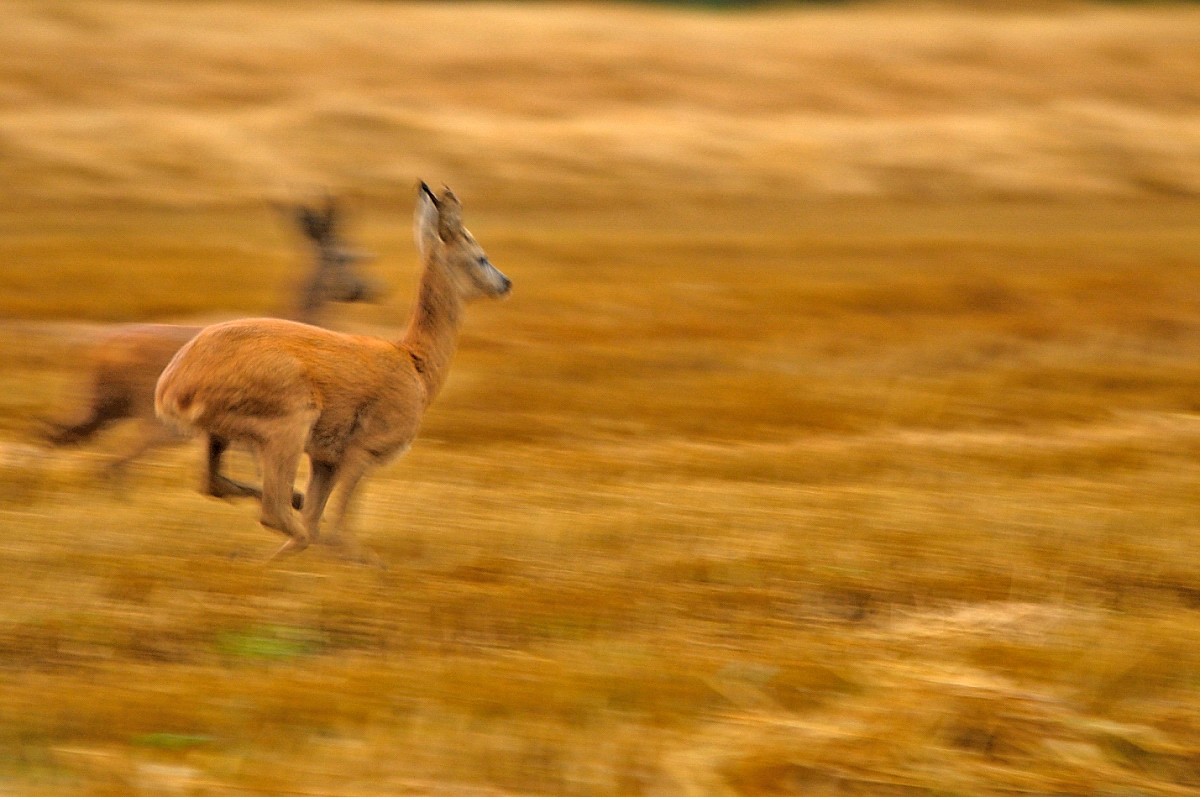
[3,196,1200,795]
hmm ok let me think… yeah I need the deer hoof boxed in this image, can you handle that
[268,535,310,560]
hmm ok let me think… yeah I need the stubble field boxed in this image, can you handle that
[3,2,1200,795]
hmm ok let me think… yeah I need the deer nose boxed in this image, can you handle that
[497,274,512,296]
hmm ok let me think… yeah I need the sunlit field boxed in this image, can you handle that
[4,2,1200,795]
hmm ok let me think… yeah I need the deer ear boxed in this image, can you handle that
[436,187,462,242]
[414,181,441,257]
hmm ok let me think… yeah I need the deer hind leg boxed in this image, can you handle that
[104,418,186,482]
[41,387,127,447]
[205,436,256,499]
[206,435,304,510]
[256,414,316,559]
[41,410,109,447]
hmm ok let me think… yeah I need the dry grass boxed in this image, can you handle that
[3,0,1200,209]
[3,2,1200,795]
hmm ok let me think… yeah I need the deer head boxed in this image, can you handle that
[415,182,511,301]
[294,195,381,318]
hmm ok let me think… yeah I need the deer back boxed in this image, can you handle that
[157,319,426,456]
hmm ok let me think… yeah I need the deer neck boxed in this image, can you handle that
[400,255,463,403]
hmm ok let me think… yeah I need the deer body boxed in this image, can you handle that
[47,324,200,448]
[43,197,377,488]
[165,319,427,464]
[156,184,510,560]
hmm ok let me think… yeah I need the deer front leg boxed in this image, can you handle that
[319,451,378,565]
[300,459,338,543]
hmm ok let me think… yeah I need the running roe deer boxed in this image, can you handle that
[42,196,379,497]
[156,183,510,561]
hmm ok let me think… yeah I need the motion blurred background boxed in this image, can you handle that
[3,1,1200,794]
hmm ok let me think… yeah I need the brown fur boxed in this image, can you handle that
[42,196,378,492]
[156,183,511,561]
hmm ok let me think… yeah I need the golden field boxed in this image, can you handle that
[4,1,1200,795]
